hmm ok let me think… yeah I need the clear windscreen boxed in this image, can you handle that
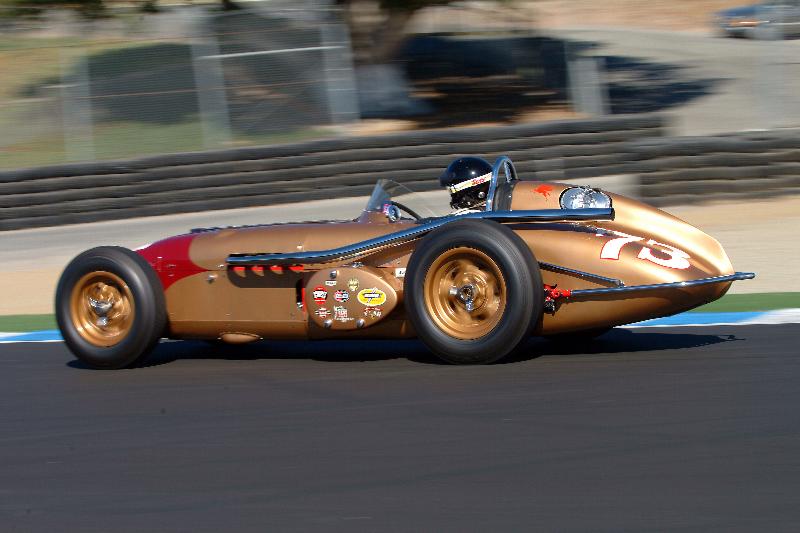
[364,179,451,219]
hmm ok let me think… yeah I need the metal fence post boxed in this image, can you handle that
[59,47,95,162]
[568,53,609,117]
[319,18,360,124]
[191,36,233,148]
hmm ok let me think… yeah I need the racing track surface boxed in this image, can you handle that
[1,324,799,532]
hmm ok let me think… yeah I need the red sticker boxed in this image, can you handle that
[312,286,327,304]
[534,184,553,199]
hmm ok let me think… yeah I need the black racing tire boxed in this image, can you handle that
[404,219,543,364]
[55,246,166,369]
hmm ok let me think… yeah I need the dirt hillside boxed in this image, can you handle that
[529,0,746,32]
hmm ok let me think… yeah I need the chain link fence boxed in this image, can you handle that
[5,1,800,170]
[0,1,358,169]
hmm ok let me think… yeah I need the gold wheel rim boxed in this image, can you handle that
[69,271,135,347]
[423,247,507,340]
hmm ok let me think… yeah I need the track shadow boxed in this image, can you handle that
[504,328,743,364]
[66,328,743,369]
[147,338,438,367]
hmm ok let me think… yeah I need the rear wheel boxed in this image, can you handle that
[405,219,543,364]
[56,246,166,369]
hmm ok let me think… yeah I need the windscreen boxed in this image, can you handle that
[365,179,450,219]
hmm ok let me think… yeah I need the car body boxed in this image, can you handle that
[715,1,800,38]
[56,157,754,368]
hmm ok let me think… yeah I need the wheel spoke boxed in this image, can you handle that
[450,258,468,276]
[483,296,500,316]
[484,276,499,297]
[439,278,456,300]
[424,247,507,341]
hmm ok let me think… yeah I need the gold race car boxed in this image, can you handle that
[56,157,754,368]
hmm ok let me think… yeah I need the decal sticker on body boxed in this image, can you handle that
[334,290,349,303]
[534,184,553,199]
[596,229,691,270]
[312,287,328,304]
[334,306,352,322]
[357,288,387,307]
[364,307,383,319]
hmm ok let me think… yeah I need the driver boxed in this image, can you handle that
[439,157,493,214]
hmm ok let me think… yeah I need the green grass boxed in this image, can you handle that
[0,314,57,332]
[0,122,331,169]
[693,292,800,313]
[2,293,799,332]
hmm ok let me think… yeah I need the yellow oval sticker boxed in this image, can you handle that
[357,287,387,307]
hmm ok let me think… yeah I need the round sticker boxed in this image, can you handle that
[334,290,349,303]
[312,286,327,304]
[357,288,387,307]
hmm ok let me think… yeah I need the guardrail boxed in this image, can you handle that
[0,115,664,231]
[630,131,800,206]
[4,117,798,231]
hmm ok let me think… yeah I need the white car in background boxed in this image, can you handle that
[715,0,800,38]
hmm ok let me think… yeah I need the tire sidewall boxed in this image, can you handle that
[404,220,543,364]
[56,247,165,369]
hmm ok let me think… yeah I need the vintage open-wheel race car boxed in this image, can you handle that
[55,156,754,368]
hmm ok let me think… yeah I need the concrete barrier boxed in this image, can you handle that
[0,115,664,230]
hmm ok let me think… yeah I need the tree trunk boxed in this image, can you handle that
[341,3,413,64]
[221,0,240,11]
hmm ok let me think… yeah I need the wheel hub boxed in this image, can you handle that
[70,272,135,347]
[424,247,507,340]
[450,283,478,311]
[88,294,115,327]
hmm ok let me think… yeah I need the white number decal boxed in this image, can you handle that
[637,240,691,270]
[599,231,644,260]
[597,231,691,270]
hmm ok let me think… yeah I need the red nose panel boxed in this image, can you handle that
[136,234,207,291]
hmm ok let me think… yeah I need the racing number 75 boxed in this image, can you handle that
[598,231,691,270]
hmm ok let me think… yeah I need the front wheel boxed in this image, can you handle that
[55,246,166,369]
[404,219,543,364]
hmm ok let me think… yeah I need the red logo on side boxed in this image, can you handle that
[534,184,553,199]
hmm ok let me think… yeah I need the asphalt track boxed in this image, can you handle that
[1,324,799,532]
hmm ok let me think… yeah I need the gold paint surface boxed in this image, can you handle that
[161,185,740,340]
